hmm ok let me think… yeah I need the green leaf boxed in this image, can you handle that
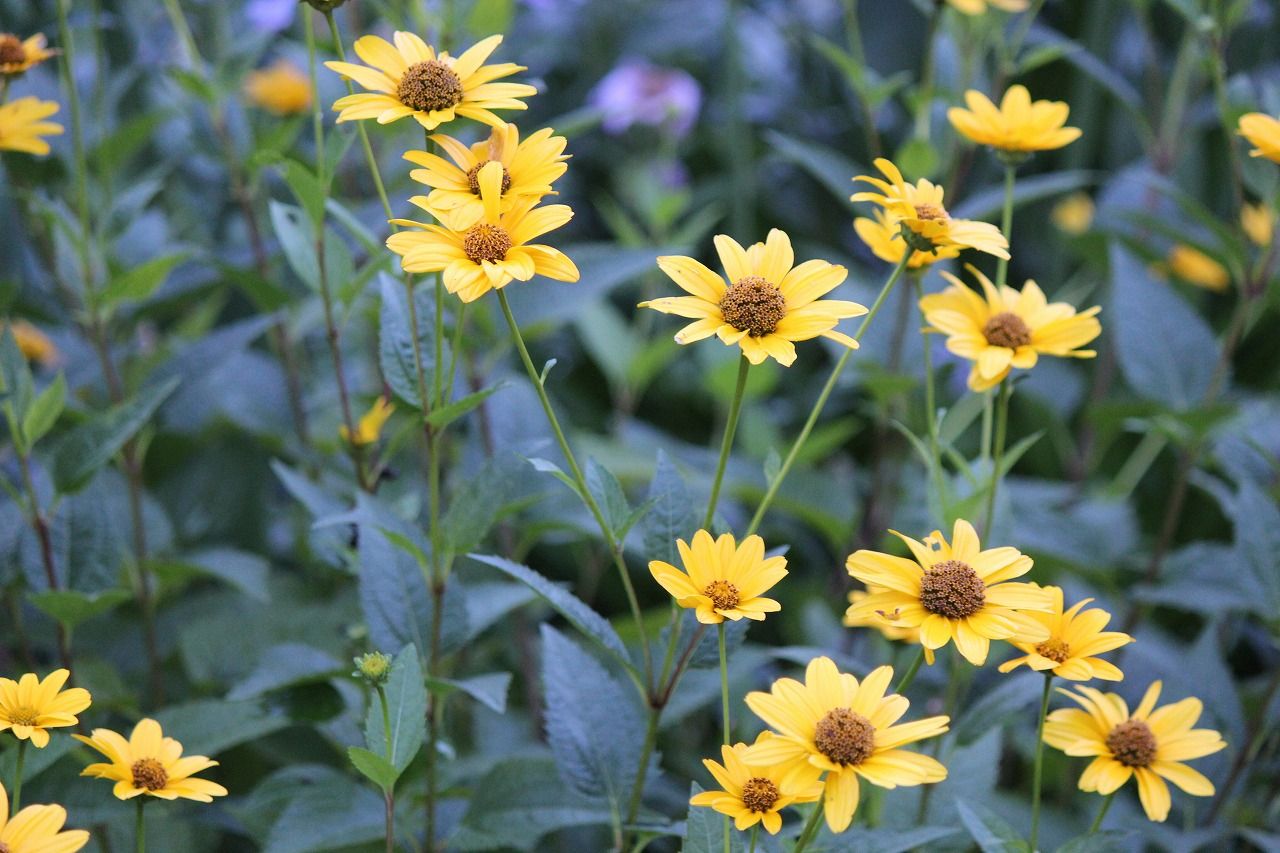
[442,451,524,557]
[424,671,511,714]
[0,327,34,433]
[269,200,319,288]
[365,645,427,774]
[154,698,289,756]
[51,377,180,493]
[951,170,1096,221]
[586,458,637,538]
[765,130,861,208]
[21,372,65,446]
[1055,831,1135,853]
[682,783,745,852]
[277,158,327,228]
[27,588,130,630]
[527,456,583,497]
[640,450,698,567]
[426,382,506,429]
[262,769,384,853]
[468,0,515,33]
[955,800,1031,853]
[99,253,186,307]
[347,746,399,793]
[895,137,940,180]
[227,643,344,701]
[378,273,443,410]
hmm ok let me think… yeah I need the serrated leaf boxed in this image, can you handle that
[21,372,65,446]
[425,671,511,714]
[682,783,745,852]
[27,588,130,630]
[347,746,398,793]
[365,645,427,774]
[426,382,505,429]
[51,377,179,493]
[378,273,442,410]
[955,800,1031,853]
[640,450,699,567]
[99,253,186,307]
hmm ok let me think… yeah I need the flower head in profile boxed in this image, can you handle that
[405,123,568,230]
[0,33,55,76]
[843,589,922,644]
[0,669,91,748]
[648,529,786,624]
[854,209,960,269]
[852,159,1009,259]
[243,58,312,115]
[0,97,63,156]
[1165,245,1230,292]
[589,59,702,138]
[75,718,228,802]
[919,265,1101,392]
[745,658,949,833]
[997,586,1132,681]
[1043,681,1226,822]
[1238,113,1280,164]
[947,0,1028,13]
[948,86,1080,155]
[1052,192,1095,236]
[845,519,1055,666]
[690,734,823,834]
[326,33,536,130]
[1241,202,1273,248]
[639,229,867,367]
[387,161,579,303]
[6,321,60,367]
[0,782,89,853]
[340,396,395,446]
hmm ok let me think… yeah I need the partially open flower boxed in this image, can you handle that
[854,209,960,269]
[0,33,55,76]
[340,396,395,446]
[1241,202,1274,248]
[948,86,1081,155]
[997,586,1133,681]
[1165,245,1230,293]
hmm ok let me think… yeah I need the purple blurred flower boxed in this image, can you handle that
[246,0,296,33]
[590,59,701,139]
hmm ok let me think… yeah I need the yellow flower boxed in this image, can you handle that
[0,783,90,853]
[854,209,960,269]
[405,123,569,230]
[0,33,55,76]
[745,658,948,833]
[326,33,536,130]
[689,734,823,834]
[340,396,395,446]
[1241,202,1273,248]
[918,265,1101,392]
[852,159,1010,259]
[1238,113,1280,164]
[1165,245,1230,292]
[0,669,91,748]
[7,320,60,366]
[843,589,922,644]
[997,586,1132,681]
[386,161,579,303]
[648,529,786,624]
[1043,681,1226,822]
[75,718,228,802]
[0,97,63,156]
[946,0,1029,13]
[1051,192,1095,236]
[639,229,867,367]
[243,59,313,115]
[948,86,1080,154]
[845,519,1055,667]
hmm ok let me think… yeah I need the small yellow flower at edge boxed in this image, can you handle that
[243,59,313,115]
[1241,202,1274,248]
[6,320,60,366]
[341,395,396,446]
[0,32,56,76]
[854,209,960,269]
[0,669,92,748]
[0,781,90,852]
[997,585,1133,681]
[1052,192,1095,236]
[648,529,786,624]
[1165,245,1230,292]
[0,97,64,156]
[75,718,228,802]
[1238,112,1280,164]
[946,0,1029,14]
[948,85,1081,154]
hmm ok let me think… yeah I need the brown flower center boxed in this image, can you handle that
[740,777,780,812]
[1036,639,1070,663]
[397,60,464,113]
[913,203,950,221]
[814,708,876,766]
[131,758,169,791]
[462,223,512,264]
[1106,719,1157,768]
[466,160,513,196]
[6,706,39,727]
[719,275,787,337]
[0,34,25,67]
[703,580,740,611]
[982,312,1032,349]
[919,559,987,619]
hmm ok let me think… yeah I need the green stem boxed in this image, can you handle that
[894,647,926,694]
[324,11,394,220]
[11,740,26,813]
[746,253,911,535]
[135,799,146,853]
[913,0,943,140]
[748,826,758,853]
[56,0,92,280]
[983,379,1012,541]
[704,357,751,530]
[718,623,730,745]
[792,800,825,853]
[375,685,395,853]
[725,0,752,236]
[1088,792,1115,834]
[1029,673,1053,851]
[912,275,948,521]
[995,163,1017,289]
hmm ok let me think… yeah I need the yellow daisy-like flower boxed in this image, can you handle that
[7,320,60,366]
[946,0,1029,13]
[845,519,1055,667]
[689,734,823,834]
[854,209,960,269]
[0,33,55,76]
[75,718,228,802]
[0,669,91,748]
[1241,202,1273,248]
[405,123,569,230]
[648,529,786,624]
[0,783,90,853]
[947,86,1081,154]
[387,161,579,303]
[1165,245,1230,293]
[1238,113,1280,164]
[919,265,1101,392]
[326,33,536,131]
[745,658,949,833]
[1043,681,1227,822]
[1051,192,1095,236]
[852,159,1010,260]
[0,97,64,156]
[340,396,395,446]
[638,229,867,367]
[997,586,1133,681]
[243,59,313,115]
[843,589,922,644]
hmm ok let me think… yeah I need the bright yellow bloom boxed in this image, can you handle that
[1052,192,1095,236]
[854,209,960,269]
[387,161,579,303]
[326,33,535,130]
[1043,682,1226,822]
[843,589,922,644]
[845,519,1054,667]
[997,586,1132,681]
[1165,245,1230,292]
[1238,113,1280,164]
[405,123,569,230]
[0,97,63,156]
[745,658,948,833]
[948,86,1080,154]
[689,734,823,834]
[0,33,55,76]
[648,529,786,624]
[340,396,395,445]
[946,0,1029,13]
[919,265,1101,392]
[639,229,867,367]
[0,669,91,748]
[7,320,59,366]
[0,783,89,853]
[852,159,1009,260]
[243,59,313,115]
[1241,202,1273,248]
[75,718,228,802]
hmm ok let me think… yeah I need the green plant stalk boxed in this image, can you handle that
[995,162,1017,289]
[913,0,943,140]
[719,623,731,747]
[1088,791,1115,834]
[747,826,758,853]
[12,445,75,677]
[912,275,949,520]
[135,800,146,853]
[375,685,395,853]
[894,647,926,694]
[792,800,825,853]
[704,357,751,530]
[982,378,1012,541]
[12,739,25,812]
[841,0,883,159]
[1028,673,1053,850]
[725,0,753,236]
[1105,432,1167,501]
[746,253,912,535]
[56,0,92,281]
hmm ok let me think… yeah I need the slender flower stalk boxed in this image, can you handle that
[996,163,1017,288]
[1028,673,1053,850]
[376,685,395,853]
[983,378,1011,539]
[894,647,926,694]
[11,740,24,811]
[912,275,949,518]
[1089,791,1115,833]
[792,802,825,853]
[719,623,730,853]
[704,357,750,529]
[135,800,146,853]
